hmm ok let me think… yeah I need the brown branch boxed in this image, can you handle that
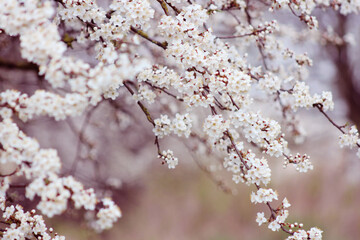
[287,3,301,18]
[145,81,184,101]
[228,94,240,110]
[0,169,18,177]
[217,27,268,39]
[313,103,360,148]
[156,0,170,15]
[130,26,168,50]
[123,81,162,156]
[9,184,28,188]
[123,80,155,126]
[313,103,346,134]
[164,0,181,15]
[217,33,255,39]
[0,59,38,71]
[154,136,162,156]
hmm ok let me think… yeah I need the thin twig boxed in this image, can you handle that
[164,0,181,14]
[0,169,18,177]
[69,106,97,175]
[130,26,168,50]
[123,80,155,126]
[145,81,184,101]
[123,81,162,156]
[156,0,170,15]
[0,59,38,71]
[313,103,346,134]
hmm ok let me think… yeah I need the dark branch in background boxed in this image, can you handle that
[0,59,38,71]
[9,184,28,188]
[333,14,360,128]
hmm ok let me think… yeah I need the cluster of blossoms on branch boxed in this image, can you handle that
[0,0,360,239]
[1,197,65,240]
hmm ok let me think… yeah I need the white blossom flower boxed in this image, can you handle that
[268,220,281,231]
[160,150,179,169]
[339,126,359,149]
[251,188,278,204]
[256,212,267,226]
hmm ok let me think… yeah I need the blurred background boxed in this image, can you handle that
[1,1,360,240]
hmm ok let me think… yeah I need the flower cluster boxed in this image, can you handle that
[1,197,65,240]
[90,198,122,233]
[203,115,230,142]
[338,125,360,158]
[0,0,54,36]
[153,113,192,138]
[339,125,359,149]
[0,90,88,121]
[109,0,154,30]
[26,174,97,217]
[0,118,121,232]
[251,188,278,204]
[137,65,181,89]
[286,227,323,240]
[133,85,157,104]
[230,109,287,157]
[283,153,314,173]
[280,82,334,112]
[159,150,179,169]
[225,150,272,186]
[258,73,282,94]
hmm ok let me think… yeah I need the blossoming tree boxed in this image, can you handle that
[1,0,360,239]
